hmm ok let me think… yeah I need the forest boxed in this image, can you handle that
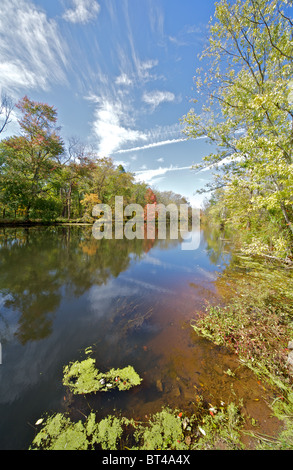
[0,95,188,223]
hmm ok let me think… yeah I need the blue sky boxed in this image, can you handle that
[0,0,218,207]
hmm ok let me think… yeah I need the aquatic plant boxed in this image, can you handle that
[133,408,189,450]
[29,412,125,450]
[30,346,247,451]
[62,358,142,394]
[30,401,247,451]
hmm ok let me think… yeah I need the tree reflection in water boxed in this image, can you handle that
[0,226,182,345]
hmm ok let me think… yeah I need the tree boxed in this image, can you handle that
[1,96,64,219]
[0,93,13,135]
[182,0,293,256]
[57,138,97,219]
[89,157,137,209]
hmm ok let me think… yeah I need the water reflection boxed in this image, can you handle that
[0,225,214,449]
[201,220,233,266]
[0,224,280,450]
[0,227,182,345]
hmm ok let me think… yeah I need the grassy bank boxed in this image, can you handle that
[191,251,293,449]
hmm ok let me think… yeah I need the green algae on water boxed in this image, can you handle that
[62,357,142,395]
[30,412,125,450]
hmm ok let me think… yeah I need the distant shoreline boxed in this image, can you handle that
[0,220,93,227]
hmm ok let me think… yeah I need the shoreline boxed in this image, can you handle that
[0,220,93,227]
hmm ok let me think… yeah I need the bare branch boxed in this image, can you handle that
[0,93,14,135]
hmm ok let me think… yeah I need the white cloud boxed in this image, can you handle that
[0,0,68,93]
[168,35,188,47]
[197,154,244,173]
[115,137,186,154]
[92,99,147,157]
[135,58,161,82]
[138,59,158,74]
[135,164,191,185]
[142,90,175,111]
[115,73,133,86]
[63,0,100,24]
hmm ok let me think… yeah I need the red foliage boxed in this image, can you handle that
[143,188,157,221]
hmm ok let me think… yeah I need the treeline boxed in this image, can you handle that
[183,0,293,260]
[0,96,187,222]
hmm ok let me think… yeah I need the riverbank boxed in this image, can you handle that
[191,249,293,449]
[0,218,92,227]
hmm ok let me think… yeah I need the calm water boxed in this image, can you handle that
[0,225,279,449]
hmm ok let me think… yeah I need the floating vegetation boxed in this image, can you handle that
[132,408,188,450]
[63,357,142,395]
[30,345,246,451]
[30,403,245,451]
[29,412,124,450]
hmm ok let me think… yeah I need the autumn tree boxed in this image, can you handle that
[89,158,138,209]
[1,96,64,219]
[183,0,293,257]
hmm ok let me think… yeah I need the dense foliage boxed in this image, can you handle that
[183,0,293,259]
[0,96,187,222]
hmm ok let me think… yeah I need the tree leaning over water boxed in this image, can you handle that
[182,0,293,258]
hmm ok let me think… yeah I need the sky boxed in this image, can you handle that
[0,0,219,207]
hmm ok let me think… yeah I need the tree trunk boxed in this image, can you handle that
[280,201,293,237]
[67,184,72,220]
[24,205,30,221]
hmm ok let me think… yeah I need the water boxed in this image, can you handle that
[0,226,280,449]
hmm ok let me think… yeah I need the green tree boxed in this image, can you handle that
[183,0,293,257]
[1,96,64,219]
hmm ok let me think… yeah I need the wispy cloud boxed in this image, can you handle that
[135,164,191,185]
[148,2,165,39]
[0,0,68,94]
[196,154,244,173]
[90,98,147,157]
[115,137,186,154]
[168,23,208,49]
[142,90,175,111]
[63,0,100,24]
[115,73,133,87]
